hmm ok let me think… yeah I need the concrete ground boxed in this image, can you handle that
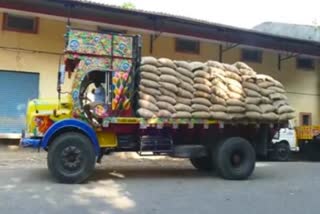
[0,141,320,214]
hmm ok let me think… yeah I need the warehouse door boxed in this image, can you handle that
[0,71,39,136]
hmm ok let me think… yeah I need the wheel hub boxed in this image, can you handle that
[61,146,82,170]
[231,152,242,168]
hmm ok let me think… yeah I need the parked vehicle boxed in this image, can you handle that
[21,28,287,183]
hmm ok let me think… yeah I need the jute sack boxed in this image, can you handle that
[209,104,227,112]
[242,75,256,83]
[245,97,261,105]
[139,85,161,96]
[261,97,273,104]
[225,71,242,82]
[210,67,225,78]
[257,81,274,89]
[246,104,262,113]
[246,111,261,120]
[211,76,226,85]
[210,95,227,106]
[138,99,159,112]
[140,72,160,82]
[157,101,176,113]
[176,67,194,79]
[210,111,231,120]
[260,88,274,96]
[160,74,180,85]
[242,82,261,93]
[269,93,287,100]
[215,81,229,92]
[278,105,295,114]
[190,62,206,71]
[175,103,193,112]
[192,104,209,112]
[137,108,155,118]
[141,56,160,66]
[260,104,276,113]
[227,106,246,113]
[192,111,210,118]
[273,100,288,109]
[223,64,241,75]
[194,70,210,79]
[244,88,261,97]
[279,113,295,121]
[158,58,176,69]
[268,86,286,94]
[158,67,177,77]
[157,110,172,118]
[272,80,284,88]
[177,88,193,99]
[194,77,212,87]
[138,92,157,104]
[228,91,244,100]
[233,61,253,70]
[206,61,224,69]
[140,64,160,75]
[172,111,192,118]
[194,84,211,94]
[140,79,160,89]
[177,73,194,85]
[239,68,256,76]
[226,99,245,107]
[180,82,195,93]
[157,95,176,105]
[230,113,245,120]
[192,97,212,107]
[194,91,211,99]
[212,87,229,100]
[262,112,279,121]
[174,60,192,71]
[228,84,243,95]
[225,78,242,89]
[159,82,178,93]
[256,74,274,81]
[159,88,177,98]
[176,97,192,105]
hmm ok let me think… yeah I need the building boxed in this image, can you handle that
[0,0,319,137]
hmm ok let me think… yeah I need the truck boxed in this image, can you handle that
[20,28,286,183]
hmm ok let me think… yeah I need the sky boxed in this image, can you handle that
[91,0,320,29]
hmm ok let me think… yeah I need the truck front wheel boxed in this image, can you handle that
[214,137,255,180]
[47,132,96,184]
[190,156,214,171]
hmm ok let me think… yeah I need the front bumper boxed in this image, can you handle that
[20,138,41,148]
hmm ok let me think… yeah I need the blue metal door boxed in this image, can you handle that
[0,71,39,135]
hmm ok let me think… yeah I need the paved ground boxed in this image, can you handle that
[1,142,320,214]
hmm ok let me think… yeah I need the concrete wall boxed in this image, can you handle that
[0,13,319,125]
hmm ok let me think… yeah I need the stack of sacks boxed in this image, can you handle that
[173,60,195,118]
[190,62,212,118]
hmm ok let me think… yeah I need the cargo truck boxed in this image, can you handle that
[20,28,286,183]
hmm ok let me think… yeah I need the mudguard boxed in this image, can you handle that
[41,119,100,154]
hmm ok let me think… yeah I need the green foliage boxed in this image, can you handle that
[121,2,136,9]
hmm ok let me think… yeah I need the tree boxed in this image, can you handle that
[121,2,136,9]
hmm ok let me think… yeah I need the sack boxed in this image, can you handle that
[242,82,261,93]
[139,85,161,96]
[262,112,279,121]
[159,87,177,98]
[233,61,253,70]
[225,71,242,82]
[176,67,194,79]
[206,61,224,69]
[140,72,160,82]
[157,101,176,113]
[158,67,177,76]
[140,64,160,75]
[268,86,286,93]
[279,113,295,121]
[225,78,242,89]
[157,95,176,105]
[174,60,192,71]
[257,81,274,88]
[140,79,160,89]
[230,113,245,120]
[244,88,261,97]
[192,97,212,107]
[210,67,225,77]
[194,91,211,99]
[210,111,230,120]
[176,97,192,105]
[246,104,262,113]
[177,88,193,99]
[228,84,243,94]
[246,111,261,120]
[177,73,194,85]
[180,82,195,93]
[190,62,206,71]
[260,104,276,113]
[278,105,295,114]
[223,64,240,74]
[157,110,172,118]
[273,100,288,108]
[139,92,157,104]
[261,96,272,104]
[138,99,159,112]
[158,58,176,69]
[228,91,244,100]
[227,106,246,113]
[260,88,274,96]
[272,80,284,88]
[194,84,211,94]
[212,87,229,100]
[194,70,210,79]
[269,93,287,100]
[192,111,210,118]
[141,56,160,66]
[160,74,180,85]
[209,104,227,112]
[172,111,192,118]
[194,77,212,87]
[175,103,193,112]
[159,82,178,93]
[137,108,155,118]
[210,95,227,105]
[226,99,245,107]
[192,104,209,112]
[245,97,261,105]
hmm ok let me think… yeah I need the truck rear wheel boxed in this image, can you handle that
[190,156,214,171]
[214,137,255,180]
[47,132,96,184]
[272,142,290,161]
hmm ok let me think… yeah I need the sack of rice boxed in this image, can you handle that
[158,58,176,69]
[226,99,245,107]
[157,110,172,118]
[158,67,177,77]
[194,84,211,94]
[192,111,210,118]
[141,56,160,66]
[210,111,231,120]
[177,73,194,85]
[269,93,287,101]
[227,106,246,113]
[228,84,243,95]
[209,104,227,112]
[233,61,254,71]
[212,87,229,100]
[190,62,206,71]
[242,82,261,93]
[140,64,160,75]
[273,100,288,109]
[138,92,157,104]
[257,81,274,89]
[137,108,156,118]
[246,104,262,113]
[159,87,177,98]
[140,72,160,82]
[160,74,180,85]
[268,86,286,94]
[194,70,210,79]
[206,61,224,69]
[260,104,276,113]
[262,112,279,121]
[176,97,192,105]
[192,97,212,107]
[140,79,161,89]
[177,88,193,99]
[192,104,210,112]
[194,91,211,99]
[194,77,212,87]
[176,67,194,79]
[138,99,159,112]
[139,85,161,96]
[157,101,176,113]
[175,103,193,112]
[172,111,192,118]
[157,95,176,105]
[225,71,242,82]
[245,97,261,105]
[210,67,225,78]
[246,111,261,120]
[228,91,244,100]
[180,81,195,93]
[244,88,261,97]
[159,82,178,93]
[279,113,295,121]
[174,60,193,71]
[261,96,273,104]
[210,95,227,106]
[230,113,245,120]
[260,88,274,96]
[223,63,241,74]
[278,105,295,114]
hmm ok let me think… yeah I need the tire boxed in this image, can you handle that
[190,156,214,171]
[47,132,96,184]
[304,141,320,161]
[213,137,255,180]
[272,142,290,161]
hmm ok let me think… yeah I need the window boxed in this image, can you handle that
[241,48,262,63]
[98,27,127,34]
[300,113,312,126]
[296,57,315,70]
[175,38,200,54]
[3,13,38,33]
